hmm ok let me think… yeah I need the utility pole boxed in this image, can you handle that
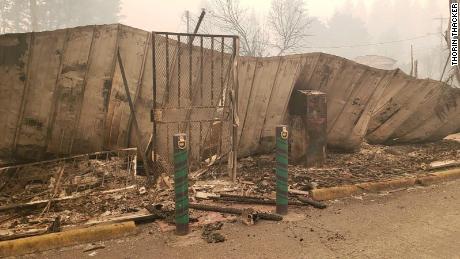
[30,0,38,32]
[0,0,5,34]
[434,16,448,47]
[410,44,414,77]
[434,15,449,81]
[186,10,190,33]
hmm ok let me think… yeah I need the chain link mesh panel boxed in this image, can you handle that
[152,32,237,175]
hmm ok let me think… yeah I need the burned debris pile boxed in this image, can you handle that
[0,149,283,242]
[197,139,460,191]
[0,138,459,242]
[0,149,155,240]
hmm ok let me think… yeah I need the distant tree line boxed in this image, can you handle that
[0,0,122,34]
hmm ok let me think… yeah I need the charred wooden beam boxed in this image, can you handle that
[189,203,283,221]
[296,196,327,209]
[217,193,327,209]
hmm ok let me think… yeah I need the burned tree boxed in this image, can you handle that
[197,0,311,56]
[205,0,269,56]
[268,0,311,55]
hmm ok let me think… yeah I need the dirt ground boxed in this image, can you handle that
[22,179,460,259]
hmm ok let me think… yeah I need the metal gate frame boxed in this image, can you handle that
[151,31,239,180]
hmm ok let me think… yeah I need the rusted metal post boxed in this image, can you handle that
[173,133,189,235]
[289,90,327,167]
[276,125,289,215]
[177,35,181,108]
[230,37,240,182]
[188,9,206,44]
[151,32,158,169]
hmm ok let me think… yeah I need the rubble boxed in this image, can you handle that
[422,160,460,171]
[83,243,106,253]
[240,209,256,225]
[201,222,225,243]
[138,186,147,195]
[0,149,158,240]
[0,137,458,241]
[197,139,460,193]
[189,203,283,222]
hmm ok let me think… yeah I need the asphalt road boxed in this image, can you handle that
[24,179,460,259]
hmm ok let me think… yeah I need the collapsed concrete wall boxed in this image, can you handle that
[237,53,460,154]
[0,24,233,164]
[0,24,459,162]
[238,53,399,154]
[0,24,153,160]
[367,75,460,144]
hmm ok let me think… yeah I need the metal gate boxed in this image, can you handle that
[151,32,239,177]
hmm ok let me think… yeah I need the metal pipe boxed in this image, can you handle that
[117,49,154,184]
[231,37,240,182]
[276,125,289,215]
[173,133,189,235]
[152,32,238,38]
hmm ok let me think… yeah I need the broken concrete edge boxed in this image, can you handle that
[0,221,137,258]
[310,168,460,201]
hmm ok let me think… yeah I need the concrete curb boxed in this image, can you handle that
[416,168,460,186]
[310,185,361,201]
[310,168,460,201]
[356,178,417,192]
[0,221,136,257]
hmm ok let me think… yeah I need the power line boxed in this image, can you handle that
[305,33,438,49]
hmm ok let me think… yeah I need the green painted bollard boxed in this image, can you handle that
[173,133,189,235]
[276,125,289,215]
